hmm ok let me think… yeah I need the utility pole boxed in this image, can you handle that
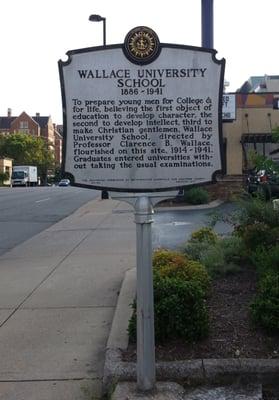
[201,0,214,48]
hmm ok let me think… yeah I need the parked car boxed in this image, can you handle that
[58,179,70,187]
[247,169,279,200]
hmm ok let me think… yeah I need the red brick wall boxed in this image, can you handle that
[10,112,40,137]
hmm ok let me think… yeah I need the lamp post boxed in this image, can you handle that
[201,0,214,48]
[89,14,108,200]
[89,14,106,46]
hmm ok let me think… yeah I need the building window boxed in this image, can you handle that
[20,121,28,129]
[19,121,29,133]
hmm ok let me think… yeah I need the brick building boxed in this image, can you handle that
[0,109,62,167]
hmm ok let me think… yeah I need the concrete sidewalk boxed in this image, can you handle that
[0,197,136,400]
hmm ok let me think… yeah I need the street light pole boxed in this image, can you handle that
[89,14,108,200]
[103,18,106,46]
[201,0,214,48]
[89,14,106,46]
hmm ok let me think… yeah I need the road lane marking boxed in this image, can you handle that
[159,221,192,226]
[35,198,50,203]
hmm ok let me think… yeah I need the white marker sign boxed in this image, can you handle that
[59,27,225,192]
[222,94,236,121]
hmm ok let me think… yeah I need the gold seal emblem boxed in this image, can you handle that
[124,27,160,64]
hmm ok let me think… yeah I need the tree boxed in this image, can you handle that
[0,171,9,186]
[0,132,54,183]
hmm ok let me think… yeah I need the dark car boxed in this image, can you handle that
[58,179,70,187]
[247,169,279,200]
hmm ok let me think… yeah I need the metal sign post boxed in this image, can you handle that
[111,191,175,391]
[134,195,155,390]
[118,191,187,391]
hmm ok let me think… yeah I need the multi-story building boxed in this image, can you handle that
[223,76,279,176]
[53,124,63,168]
[0,109,62,167]
[212,76,279,198]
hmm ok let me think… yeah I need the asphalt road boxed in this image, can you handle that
[0,186,100,256]
[0,187,235,256]
[152,202,235,250]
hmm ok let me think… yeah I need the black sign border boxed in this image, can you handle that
[58,42,225,193]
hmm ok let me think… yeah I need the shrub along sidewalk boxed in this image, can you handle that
[125,196,279,360]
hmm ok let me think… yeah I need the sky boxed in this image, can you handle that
[1,0,278,125]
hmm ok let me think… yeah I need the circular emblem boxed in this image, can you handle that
[124,27,160,65]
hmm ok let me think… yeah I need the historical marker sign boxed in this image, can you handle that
[59,27,225,192]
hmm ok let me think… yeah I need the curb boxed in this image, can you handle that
[103,268,279,393]
[154,199,223,212]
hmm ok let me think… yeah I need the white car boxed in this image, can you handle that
[58,179,70,187]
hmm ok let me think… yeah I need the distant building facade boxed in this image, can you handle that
[238,75,279,93]
[0,109,62,167]
[53,124,63,168]
[223,91,279,175]
[0,157,12,185]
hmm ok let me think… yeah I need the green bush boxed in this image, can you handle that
[183,187,209,205]
[210,196,279,239]
[182,228,219,267]
[220,235,246,264]
[153,249,210,294]
[152,249,189,269]
[250,271,279,333]
[199,244,224,276]
[240,222,278,250]
[190,227,218,244]
[183,240,210,263]
[250,245,279,276]
[235,197,279,230]
[0,171,9,186]
[153,275,209,342]
[128,249,210,343]
[184,233,245,277]
[128,275,209,343]
[200,244,242,277]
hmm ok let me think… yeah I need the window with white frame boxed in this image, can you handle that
[19,121,29,133]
